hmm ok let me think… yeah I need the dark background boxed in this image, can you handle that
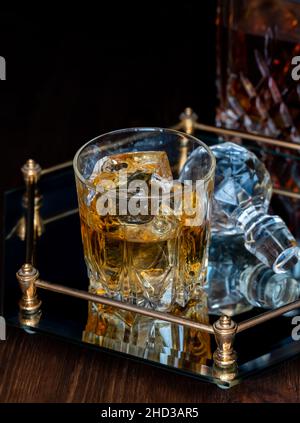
[0,2,217,191]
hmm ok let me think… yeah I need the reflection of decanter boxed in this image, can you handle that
[206,234,255,316]
[180,142,300,273]
[240,262,300,309]
[207,233,300,316]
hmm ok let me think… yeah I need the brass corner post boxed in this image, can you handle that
[16,264,41,326]
[213,315,238,383]
[179,107,198,135]
[17,160,42,327]
[176,107,199,172]
[19,159,43,264]
[17,188,44,242]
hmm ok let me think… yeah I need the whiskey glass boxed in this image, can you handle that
[73,128,215,313]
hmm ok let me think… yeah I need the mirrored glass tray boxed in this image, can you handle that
[2,125,300,389]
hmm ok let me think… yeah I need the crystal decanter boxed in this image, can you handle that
[216,0,300,238]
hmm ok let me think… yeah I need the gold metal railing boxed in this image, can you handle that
[15,108,300,384]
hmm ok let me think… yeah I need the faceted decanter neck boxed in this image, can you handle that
[236,205,300,273]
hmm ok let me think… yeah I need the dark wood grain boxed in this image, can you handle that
[0,327,299,403]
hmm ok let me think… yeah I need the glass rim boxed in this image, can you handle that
[73,127,216,189]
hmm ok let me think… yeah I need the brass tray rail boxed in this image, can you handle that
[15,109,300,383]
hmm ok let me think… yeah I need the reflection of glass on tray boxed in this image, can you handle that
[217,0,300,237]
[83,291,212,368]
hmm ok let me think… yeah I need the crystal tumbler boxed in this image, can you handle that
[73,128,215,312]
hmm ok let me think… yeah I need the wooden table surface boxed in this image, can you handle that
[0,327,299,403]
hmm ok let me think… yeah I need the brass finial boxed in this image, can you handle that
[213,315,238,382]
[179,107,198,135]
[218,315,234,329]
[21,159,42,183]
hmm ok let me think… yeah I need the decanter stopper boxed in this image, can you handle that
[180,142,300,273]
[240,262,300,309]
[237,205,300,273]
